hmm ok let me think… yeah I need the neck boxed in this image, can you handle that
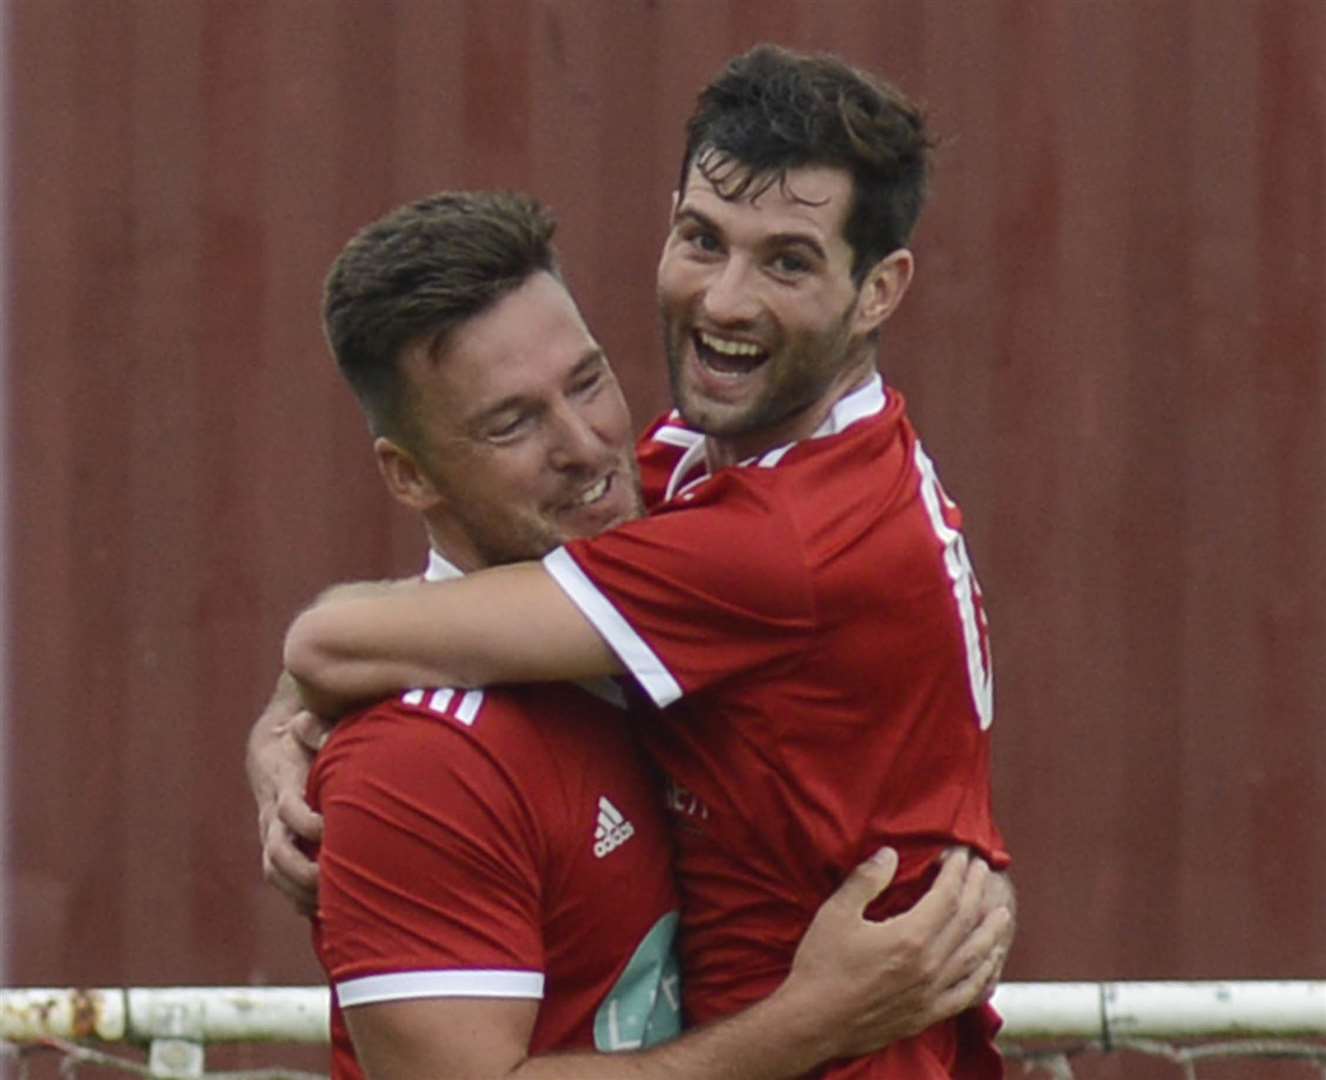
[703,358,876,471]
[422,517,487,575]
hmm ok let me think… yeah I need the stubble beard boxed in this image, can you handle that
[460,505,567,569]
[662,301,864,443]
[463,456,646,569]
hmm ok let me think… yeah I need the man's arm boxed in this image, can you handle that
[245,673,325,913]
[342,849,1012,1080]
[252,574,439,905]
[284,563,616,715]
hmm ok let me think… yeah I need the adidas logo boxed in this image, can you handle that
[593,796,635,858]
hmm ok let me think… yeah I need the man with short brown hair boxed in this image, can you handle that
[284,44,1012,1078]
[250,186,1011,1080]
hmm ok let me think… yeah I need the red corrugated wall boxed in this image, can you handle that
[5,3,1324,1078]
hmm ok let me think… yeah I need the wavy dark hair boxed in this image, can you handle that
[680,44,934,283]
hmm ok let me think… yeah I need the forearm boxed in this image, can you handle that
[349,851,1012,1080]
[284,562,620,712]
[346,979,830,1080]
[510,987,829,1080]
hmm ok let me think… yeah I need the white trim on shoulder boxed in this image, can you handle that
[661,375,889,491]
[813,374,886,438]
[663,435,711,503]
[542,547,683,708]
[426,550,465,582]
[651,423,704,451]
[754,375,887,468]
[454,689,484,725]
[336,969,545,1008]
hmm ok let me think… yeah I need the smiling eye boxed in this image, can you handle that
[773,251,810,275]
[680,226,720,255]
[570,367,604,398]
[485,412,532,442]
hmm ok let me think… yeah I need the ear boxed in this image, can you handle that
[374,436,445,513]
[853,248,915,336]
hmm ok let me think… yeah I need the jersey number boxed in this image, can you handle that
[914,444,994,730]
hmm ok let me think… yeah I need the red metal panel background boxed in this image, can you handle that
[4,2,1324,1077]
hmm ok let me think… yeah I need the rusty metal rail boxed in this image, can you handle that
[0,987,328,1045]
[4,981,1326,1045]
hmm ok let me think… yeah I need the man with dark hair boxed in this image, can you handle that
[251,187,1011,1080]
[282,45,1012,1078]
[678,44,929,285]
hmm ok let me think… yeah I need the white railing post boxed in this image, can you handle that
[145,999,204,1079]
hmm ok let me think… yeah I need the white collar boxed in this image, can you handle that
[664,374,887,502]
[425,548,465,582]
[810,372,887,439]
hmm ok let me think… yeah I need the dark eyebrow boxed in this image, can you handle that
[674,205,721,232]
[765,232,828,262]
[674,206,827,263]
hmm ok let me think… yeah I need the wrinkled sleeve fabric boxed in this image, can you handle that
[544,476,815,709]
[310,706,548,1004]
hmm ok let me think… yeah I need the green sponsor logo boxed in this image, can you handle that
[594,911,682,1051]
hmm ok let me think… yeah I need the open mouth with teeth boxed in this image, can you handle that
[576,475,610,505]
[694,330,769,376]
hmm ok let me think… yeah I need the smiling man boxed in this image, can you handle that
[658,164,900,467]
[253,188,1011,1080]
[282,46,1012,1078]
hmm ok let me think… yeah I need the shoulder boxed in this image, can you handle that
[561,470,805,589]
[782,387,912,475]
[307,689,569,871]
[638,409,702,454]
[764,390,923,529]
[309,687,544,807]
[317,687,511,760]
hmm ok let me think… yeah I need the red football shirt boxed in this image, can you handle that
[544,377,1009,1078]
[309,559,681,1080]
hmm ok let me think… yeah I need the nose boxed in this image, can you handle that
[700,256,759,325]
[547,398,609,472]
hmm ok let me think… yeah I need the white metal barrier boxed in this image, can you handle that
[993,980,1326,1040]
[4,982,1326,1044]
[4,982,1326,1078]
[1,987,329,1044]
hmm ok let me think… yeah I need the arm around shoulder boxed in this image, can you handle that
[343,988,852,1080]
[340,850,1014,1080]
[284,562,622,713]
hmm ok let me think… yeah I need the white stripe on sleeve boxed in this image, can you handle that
[542,547,683,708]
[336,969,545,1008]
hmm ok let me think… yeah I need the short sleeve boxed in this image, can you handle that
[310,706,547,1000]
[543,476,815,707]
